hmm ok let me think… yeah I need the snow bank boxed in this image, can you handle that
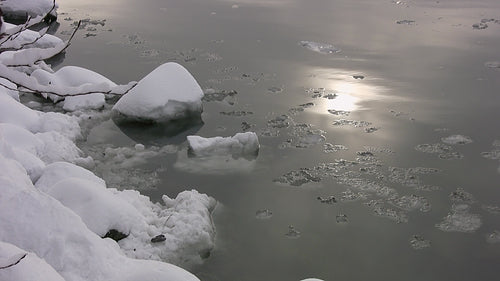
[0,155,201,281]
[187,132,260,157]
[0,241,65,281]
[34,160,217,266]
[0,91,81,140]
[1,0,58,20]
[112,62,204,122]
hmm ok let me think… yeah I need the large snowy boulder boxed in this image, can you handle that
[187,132,260,157]
[112,62,204,123]
[1,0,58,21]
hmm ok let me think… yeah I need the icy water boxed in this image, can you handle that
[54,0,499,280]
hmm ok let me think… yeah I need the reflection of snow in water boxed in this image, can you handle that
[174,149,257,175]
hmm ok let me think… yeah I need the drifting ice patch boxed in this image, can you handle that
[436,204,482,233]
[486,231,500,243]
[484,61,500,69]
[255,209,273,219]
[299,41,341,54]
[441,135,473,145]
[284,225,301,239]
[187,132,260,157]
[449,188,475,204]
[323,143,348,153]
[409,235,431,250]
[273,169,321,187]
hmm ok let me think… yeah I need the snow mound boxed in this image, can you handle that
[35,161,106,191]
[0,241,65,281]
[32,66,115,110]
[1,22,64,50]
[1,0,58,20]
[0,91,81,140]
[0,154,201,281]
[112,62,204,122]
[187,132,260,157]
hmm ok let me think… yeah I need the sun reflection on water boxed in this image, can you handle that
[307,67,388,115]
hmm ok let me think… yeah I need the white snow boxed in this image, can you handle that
[112,62,204,122]
[0,241,65,281]
[187,132,260,157]
[31,66,114,109]
[1,11,216,281]
[0,155,202,281]
[1,0,58,19]
[1,22,63,50]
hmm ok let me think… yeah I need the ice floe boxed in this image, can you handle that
[1,0,58,20]
[299,41,341,54]
[441,135,473,145]
[409,235,431,250]
[436,204,482,233]
[187,132,260,157]
[285,225,301,239]
[255,209,273,219]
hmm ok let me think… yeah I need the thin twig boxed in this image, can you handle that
[0,253,27,270]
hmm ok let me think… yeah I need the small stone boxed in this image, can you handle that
[103,229,128,242]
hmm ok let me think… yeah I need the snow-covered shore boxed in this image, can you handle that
[0,2,216,281]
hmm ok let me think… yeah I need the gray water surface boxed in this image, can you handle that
[57,0,500,280]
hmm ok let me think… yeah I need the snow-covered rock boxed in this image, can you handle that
[0,154,201,281]
[112,62,204,123]
[0,78,19,101]
[187,132,260,157]
[31,66,114,109]
[1,0,58,21]
[1,22,64,50]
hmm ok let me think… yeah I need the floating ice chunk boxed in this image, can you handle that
[473,22,488,30]
[336,214,349,223]
[301,279,325,281]
[396,20,415,25]
[485,61,500,68]
[187,132,260,157]
[436,204,482,233]
[449,188,475,204]
[113,62,204,123]
[317,196,337,204]
[285,225,301,239]
[255,209,273,219]
[323,143,348,153]
[273,169,321,187]
[409,235,431,250]
[299,41,341,54]
[486,231,500,243]
[392,195,431,212]
[441,135,473,145]
[0,241,65,281]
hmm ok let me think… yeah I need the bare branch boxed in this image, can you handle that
[0,253,27,270]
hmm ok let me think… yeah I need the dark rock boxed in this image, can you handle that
[151,234,166,243]
[103,229,128,242]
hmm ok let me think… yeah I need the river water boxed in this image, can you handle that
[54,0,499,280]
